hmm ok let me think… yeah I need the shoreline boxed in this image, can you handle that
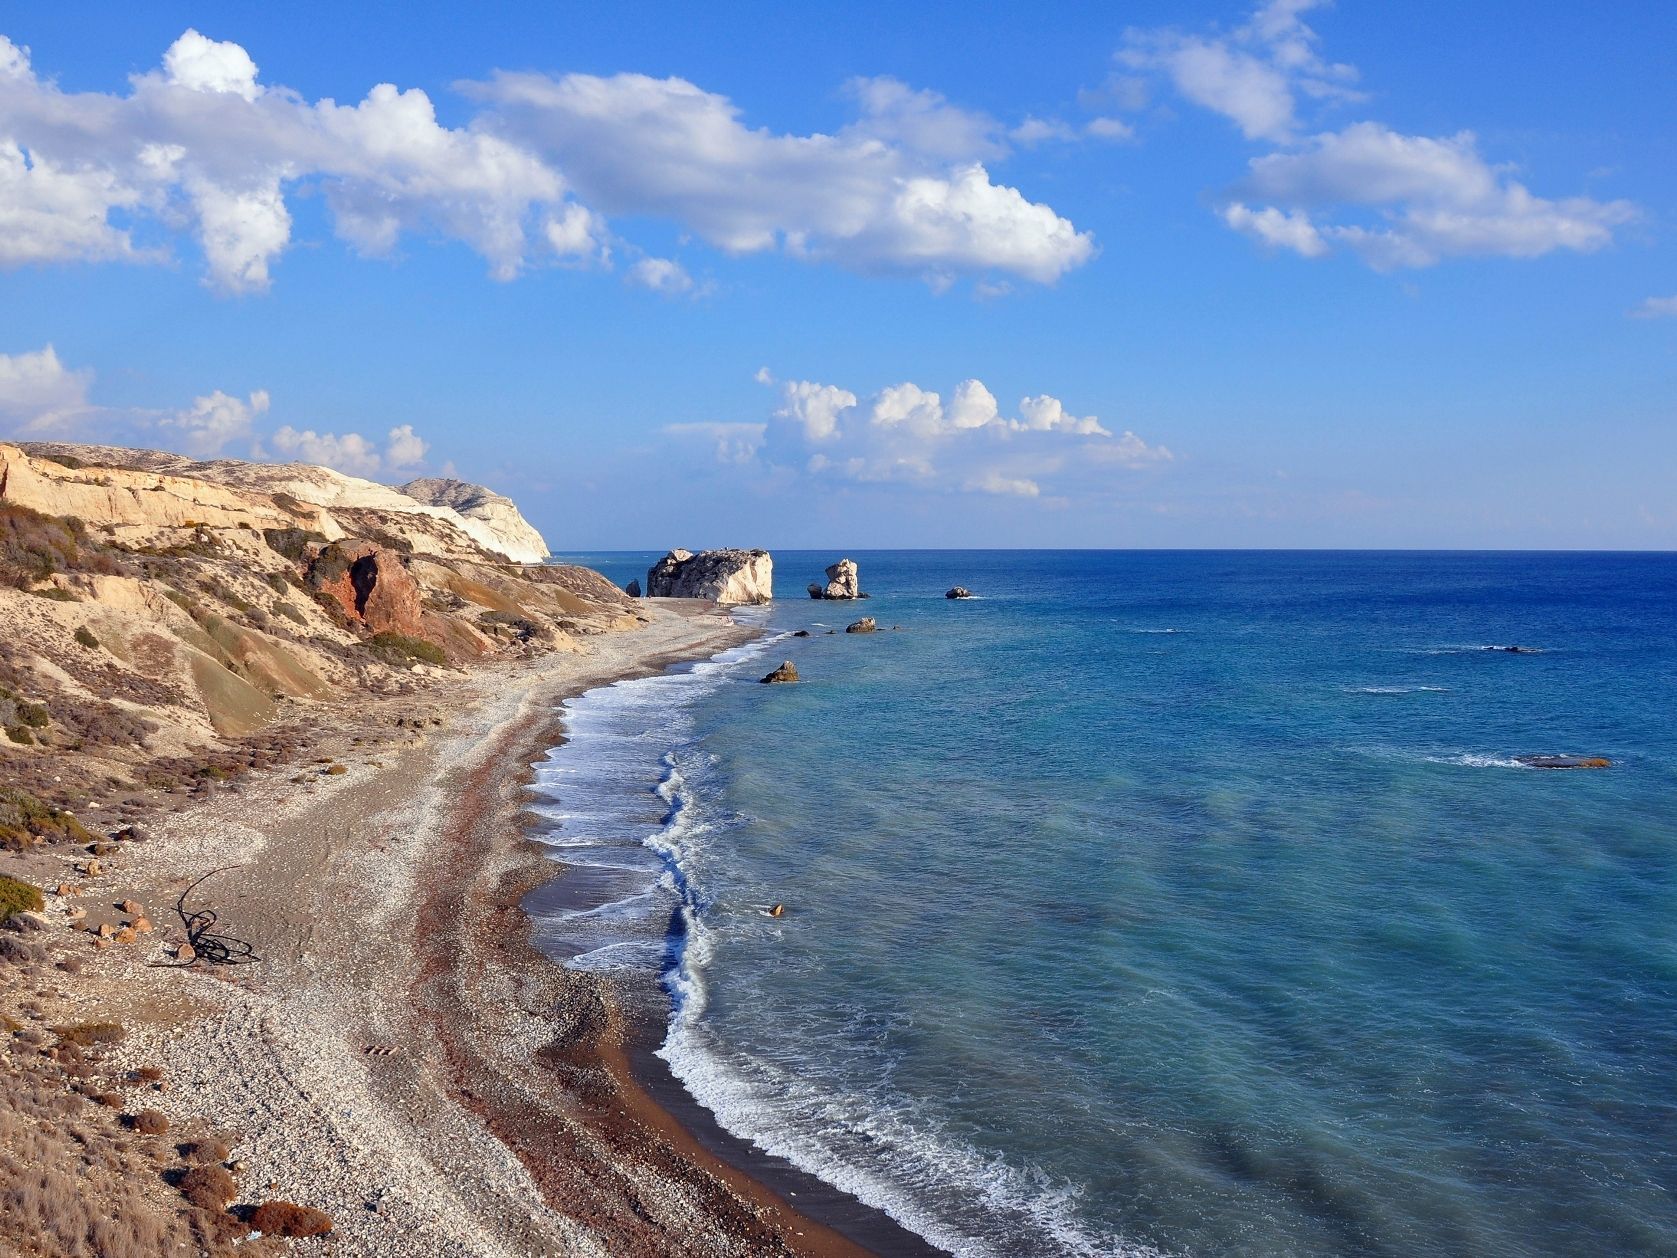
[501,634,950,1257]
[51,598,939,1255]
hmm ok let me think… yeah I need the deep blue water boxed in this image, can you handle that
[534,551,1677,1257]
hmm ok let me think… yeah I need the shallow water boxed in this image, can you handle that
[531,551,1677,1257]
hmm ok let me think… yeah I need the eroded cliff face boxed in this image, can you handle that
[396,477,549,564]
[0,442,638,811]
[645,548,773,605]
[16,443,545,564]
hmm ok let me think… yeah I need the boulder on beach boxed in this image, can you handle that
[625,578,641,598]
[646,548,773,605]
[845,617,877,634]
[807,558,862,600]
[946,587,973,599]
[759,661,799,684]
[1516,755,1611,769]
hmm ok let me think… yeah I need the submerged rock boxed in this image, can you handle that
[807,558,862,600]
[646,548,773,605]
[845,617,877,634]
[1516,755,1611,769]
[946,586,973,599]
[1485,645,1542,654]
[759,660,799,684]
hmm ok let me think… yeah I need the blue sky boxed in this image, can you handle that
[1,1,1673,549]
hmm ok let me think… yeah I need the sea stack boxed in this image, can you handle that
[807,558,863,600]
[759,661,799,684]
[625,579,641,597]
[646,549,773,605]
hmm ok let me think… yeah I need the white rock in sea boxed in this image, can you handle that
[646,549,773,605]
[807,558,862,600]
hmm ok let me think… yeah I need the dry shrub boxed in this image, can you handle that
[182,1136,229,1163]
[129,1108,168,1136]
[0,789,93,849]
[178,1162,236,1209]
[0,503,129,588]
[52,1022,125,1048]
[0,875,43,917]
[249,1200,333,1237]
[132,1065,165,1084]
[0,936,45,967]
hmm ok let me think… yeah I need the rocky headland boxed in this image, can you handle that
[645,548,773,605]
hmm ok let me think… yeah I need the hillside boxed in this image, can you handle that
[0,441,635,845]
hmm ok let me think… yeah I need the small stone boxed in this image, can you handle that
[132,917,152,934]
[56,884,77,897]
[175,943,197,963]
[119,899,143,916]
[112,926,137,944]
[95,921,115,938]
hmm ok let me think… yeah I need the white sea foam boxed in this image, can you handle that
[542,625,1152,1257]
[1427,753,1531,769]
[1345,685,1451,694]
[658,1000,1158,1258]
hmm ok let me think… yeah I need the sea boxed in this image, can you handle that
[529,550,1677,1258]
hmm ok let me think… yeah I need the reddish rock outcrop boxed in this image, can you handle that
[307,542,425,638]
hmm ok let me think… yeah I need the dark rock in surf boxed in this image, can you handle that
[845,617,877,634]
[946,587,973,599]
[759,661,799,684]
[792,629,810,637]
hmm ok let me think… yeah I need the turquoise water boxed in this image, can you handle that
[535,551,1677,1257]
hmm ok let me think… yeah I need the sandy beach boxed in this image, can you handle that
[5,599,930,1255]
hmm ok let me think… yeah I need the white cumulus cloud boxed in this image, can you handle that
[463,70,1095,285]
[1119,2,1635,270]
[161,388,270,456]
[628,255,696,296]
[0,345,95,432]
[271,422,433,478]
[0,30,1093,293]
[704,371,1171,501]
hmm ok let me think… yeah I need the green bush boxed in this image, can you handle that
[0,503,127,588]
[16,702,48,728]
[74,627,100,650]
[0,789,93,848]
[261,527,326,563]
[5,726,33,745]
[0,874,44,918]
[29,587,79,602]
[366,632,447,667]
